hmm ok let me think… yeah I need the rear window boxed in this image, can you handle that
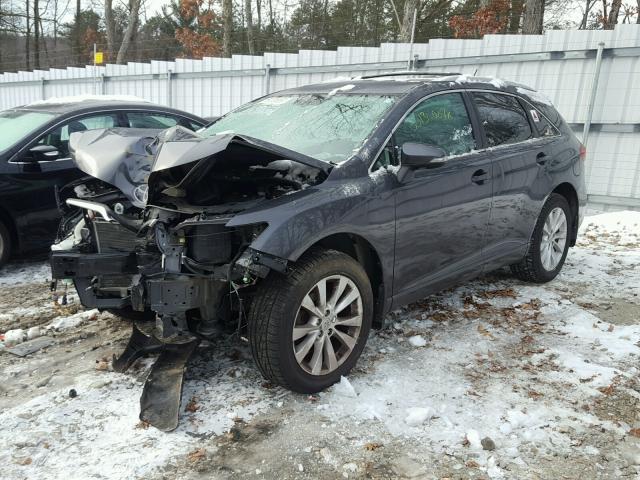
[472,92,532,147]
[0,110,56,152]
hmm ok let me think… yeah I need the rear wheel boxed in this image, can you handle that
[248,249,373,393]
[0,220,12,268]
[511,193,571,283]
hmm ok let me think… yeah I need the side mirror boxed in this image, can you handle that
[29,144,60,161]
[401,142,446,169]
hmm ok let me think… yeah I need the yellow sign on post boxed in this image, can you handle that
[94,51,104,64]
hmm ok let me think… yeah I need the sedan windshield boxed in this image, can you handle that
[201,93,397,163]
[0,110,56,152]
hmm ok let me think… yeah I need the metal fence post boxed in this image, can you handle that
[100,74,106,95]
[40,78,46,100]
[264,64,271,95]
[167,69,173,107]
[582,42,605,148]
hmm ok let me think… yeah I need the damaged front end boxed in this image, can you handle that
[50,126,328,430]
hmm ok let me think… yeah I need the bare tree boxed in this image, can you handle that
[601,0,622,28]
[579,0,597,28]
[245,0,254,54]
[509,0,524,32]
[105,0,115,61]
[33,0,40,68]
[223,0,232,56]
[399,0,418,42]
[522,0,544,33]
[116,0,141,64]
[26,0,31,69]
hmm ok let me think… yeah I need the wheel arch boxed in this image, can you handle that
[551,182,579,246]
[298,232,387,328]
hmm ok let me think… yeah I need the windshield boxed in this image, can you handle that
[201,93,397,163]
[0,110,56,152]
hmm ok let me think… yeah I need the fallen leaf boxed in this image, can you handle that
[477,324,494,339]
[187,448,206,463]
[466,460,480,468]
[135,420,150,430]
[628,428,640,438]
[528,390,544,399]
[598,384,615,396]
[185,396,199,413]
[364,442,383,451]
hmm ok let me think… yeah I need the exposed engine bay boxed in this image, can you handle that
[50,126,328,430]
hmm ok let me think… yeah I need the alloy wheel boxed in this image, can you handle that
[540,206,567,271]
[292,274,363,376]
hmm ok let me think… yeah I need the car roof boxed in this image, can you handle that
[12,96,201,117]
[275,73,553,107]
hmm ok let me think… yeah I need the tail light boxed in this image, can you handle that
[579,144,587,161]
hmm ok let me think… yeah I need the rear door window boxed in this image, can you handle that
[126,112,180,129]
[472,92,532,147]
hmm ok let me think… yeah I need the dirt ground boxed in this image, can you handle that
[0,211,639,480]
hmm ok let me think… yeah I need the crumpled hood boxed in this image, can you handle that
[69,126,330,207]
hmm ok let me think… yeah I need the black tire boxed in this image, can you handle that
[511,193,572,283]
[247,248,373,393]
[0,220,12,269]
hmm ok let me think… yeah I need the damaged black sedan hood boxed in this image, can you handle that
[69,126,332,208]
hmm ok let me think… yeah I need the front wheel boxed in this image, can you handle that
[511,193,571,283]
[247,248,373,393]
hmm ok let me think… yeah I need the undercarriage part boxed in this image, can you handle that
[139,338,200,432]
[112,323,163,373]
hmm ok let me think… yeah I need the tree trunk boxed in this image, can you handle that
[116,0,141,64]
[637,0,640,23]
[75,0,81,65]
[245,0,254,54]
[604,0,622,28]
[509,0,524,32]
[26,0,30,69]
[522,0,544,34]
[580,0,594,29]
[223,0,233,57]
[256,0,262,51]
[105,0,115,61]
[399,0,418,42]
[33,0,40,68]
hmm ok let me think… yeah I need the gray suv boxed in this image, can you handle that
[50,74,586,430]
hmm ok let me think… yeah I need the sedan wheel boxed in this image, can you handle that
[540,207,567,271]
[293,275,363,376]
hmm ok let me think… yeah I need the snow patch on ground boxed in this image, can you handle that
[0,261,50,286]
[0,210,638,478]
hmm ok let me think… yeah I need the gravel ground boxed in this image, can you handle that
[0,211,639,480]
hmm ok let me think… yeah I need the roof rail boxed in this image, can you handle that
[359,71,462,79]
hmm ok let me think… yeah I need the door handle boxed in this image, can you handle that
[471,169,489,185]
[536,152,547,165]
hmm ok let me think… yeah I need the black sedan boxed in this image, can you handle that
[0,98,206,266]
